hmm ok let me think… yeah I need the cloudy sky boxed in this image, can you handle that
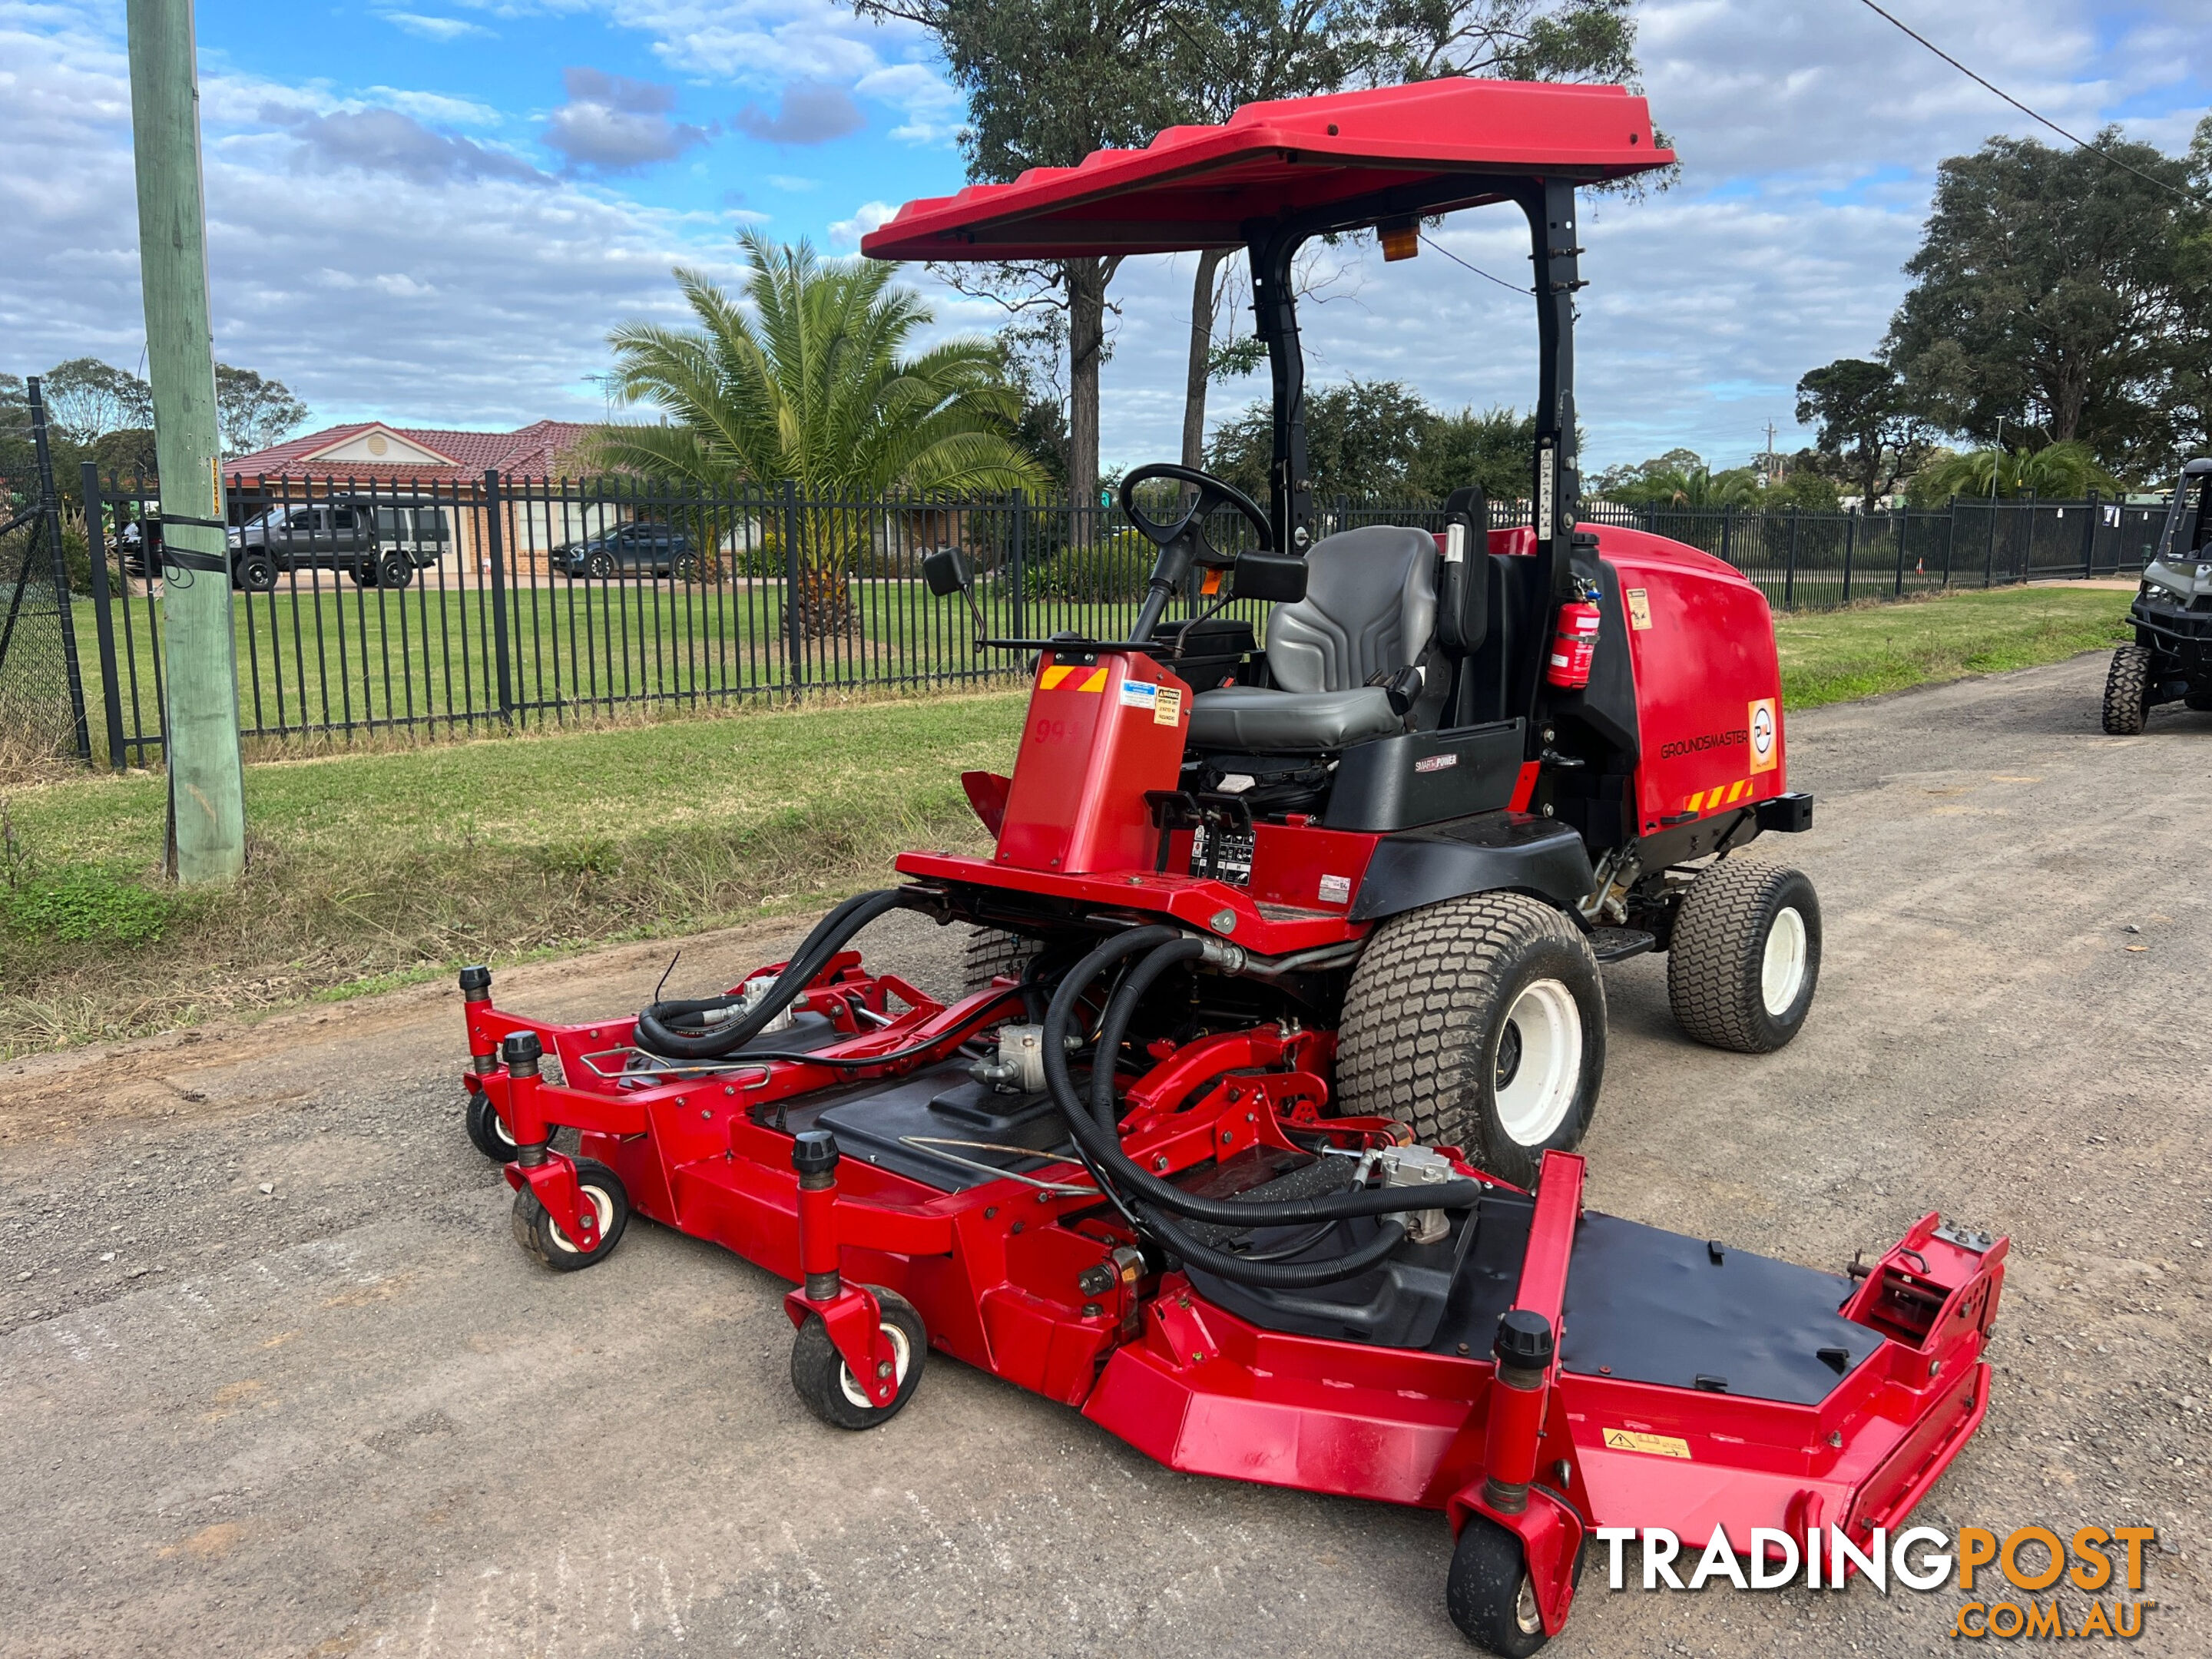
[2,0,2205,475]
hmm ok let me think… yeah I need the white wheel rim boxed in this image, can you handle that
[547,1186,614,1254]
[1761,906,1809,1017]
[838,1318,912,1409]
[1515,1575,1542,1635]
[1493,979,1582,1145]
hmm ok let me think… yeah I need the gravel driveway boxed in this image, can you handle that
[3,651,2207,1657]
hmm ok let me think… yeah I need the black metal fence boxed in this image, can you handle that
[0,379,92,769]
[73,470,2180,767]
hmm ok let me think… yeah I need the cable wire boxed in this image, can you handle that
[1419,233,1533,294]
[1853,0,2212,210]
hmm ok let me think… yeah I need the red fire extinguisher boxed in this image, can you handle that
[1545,581,1603,689]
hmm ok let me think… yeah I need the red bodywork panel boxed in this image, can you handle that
[998,650,1193,874]
[863,78,1671,261]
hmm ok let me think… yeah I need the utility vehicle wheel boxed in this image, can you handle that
[467,1091,558,1161]
[2101,645,2151,735]
[790,1286,926,1430]
[1666,860,1820,1054]
[1336,893,1604,1188]
[376,552,415,589]
[1446,1512,1563,1657]
[511,1157,628,1271]
[673,552,701,582]
[961,927,1036,995]
[2184,691,2212,712]
[236,553,278,592]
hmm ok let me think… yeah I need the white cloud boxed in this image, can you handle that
[379,12,495,42]
[854,61,965,146]
[543,67,710,172]
[826,200,895,250]
[366,87,505,127]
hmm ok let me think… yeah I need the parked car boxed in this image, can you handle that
[553,522,700,580]
[225,499,452,591]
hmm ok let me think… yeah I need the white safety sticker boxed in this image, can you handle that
[1318,873,1353,906]
[1153,685,1183,726]
[1118,680,1159,711]
[1625,588,1652,631]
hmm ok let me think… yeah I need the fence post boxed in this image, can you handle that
[1719,505,1734,571]
[1783,505,1800,609]
[1893,506,1905,596]
[80,462,130,770]
[2080,489,2098,578]
[780,480,805,704]
[1983,498,1998,588]
[1943,499,1957,588]
[481,469,514,722]
[1841,508,1856,604]
[1008,487,1026,642]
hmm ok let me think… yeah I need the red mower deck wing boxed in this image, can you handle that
[860,78,1673,261]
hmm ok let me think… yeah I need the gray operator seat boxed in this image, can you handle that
[1187,524,1438,750]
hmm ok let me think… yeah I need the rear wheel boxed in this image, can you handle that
[511,1158,628,1271]
[962,927,1037,995]
[236,552,278,592]
[1666,860,1820,1053]
[1445,1513,1556,1657]
[1336,892,1604,1187]
[587,551,614,578]
[2102,645,2151,734]
[377,552,415,588]
[790,1286,926,1429]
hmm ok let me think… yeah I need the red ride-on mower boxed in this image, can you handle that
[456,80,2006,1652]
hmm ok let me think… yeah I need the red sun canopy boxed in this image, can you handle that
[862,78,1672,263]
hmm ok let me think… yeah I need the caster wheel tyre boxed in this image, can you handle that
[1666,860,1820,1054]
[1337,892,1604,1188]
[466,1090,553,1162]
[511,1157,628,1270]
[2101,645,2151,734]
[790,1286,926,1430]
[961,927,1038,996]
[1446,1514,1579,1657]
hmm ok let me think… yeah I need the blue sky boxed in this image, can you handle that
[2,0,2206,475]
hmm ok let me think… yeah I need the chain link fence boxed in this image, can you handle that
[0,380,92,778]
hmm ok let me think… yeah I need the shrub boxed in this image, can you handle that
[1021,531,1152,601]
[4,863,177,947]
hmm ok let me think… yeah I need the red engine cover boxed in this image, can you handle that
[1588,525,1788,834]
[996,649,1194,874]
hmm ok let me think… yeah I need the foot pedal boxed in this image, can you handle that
[1588,926,1656,964]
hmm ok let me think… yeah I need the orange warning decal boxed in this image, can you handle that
[1684,779,1753,813]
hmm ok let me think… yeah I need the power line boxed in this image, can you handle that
[1418,233,1532,295]
[1853,0,2212,210]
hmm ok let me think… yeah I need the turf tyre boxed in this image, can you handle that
[1336,892,1603,1187]
[511,1157,628,1271]
[790,1286,926,1430]
[1445,1512,1558,1657]
[961,927,1036,995]
[1666,860,1820,1053]
[2102,645,2151,734]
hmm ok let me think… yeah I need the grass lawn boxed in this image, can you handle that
[0,584,2132,1055]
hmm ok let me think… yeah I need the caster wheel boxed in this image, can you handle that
[1447,1513,1574,1657]
[511,1157,628,1271]
[466,1090,552,1162]
[790,1286,926,1430]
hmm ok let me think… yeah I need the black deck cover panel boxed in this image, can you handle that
[1558,1211,1883,1404]
[810,1065,1074,1191]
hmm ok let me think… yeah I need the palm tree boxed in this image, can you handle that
[591,230,1044,634]
[1913,441,2120,502]
[1608,464,1763,509]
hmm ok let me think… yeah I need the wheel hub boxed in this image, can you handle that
[1492,979,1582,1147]
[1760,905,1808,1017]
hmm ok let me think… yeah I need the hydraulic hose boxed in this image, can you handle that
[1133,1201,1411,1290]
[634,889,914,1058]
[1040,930,1488,1231]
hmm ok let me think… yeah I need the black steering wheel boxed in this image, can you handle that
[1119,464,1273,565]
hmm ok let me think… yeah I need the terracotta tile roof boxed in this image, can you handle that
[227,419,595,482]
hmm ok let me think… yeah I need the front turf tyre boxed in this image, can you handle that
[511,1157,628,1271]
[1667,860,1820,1054]
[961,927,1037,995]
[1446,1513,1558,1657]
[1336,893,1604,1188]
[2102,645,2151,735]
[790,1286,926,1430]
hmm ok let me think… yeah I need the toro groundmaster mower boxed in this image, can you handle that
[456,80,2006,1653]
[2103,456,2212,733]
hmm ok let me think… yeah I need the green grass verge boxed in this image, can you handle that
[0,584,2134,1055]
[1775,585,2131,709]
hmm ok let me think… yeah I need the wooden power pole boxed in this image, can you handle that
[127,0,246,882]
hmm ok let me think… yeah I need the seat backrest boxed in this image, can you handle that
[1265,525,1438,694]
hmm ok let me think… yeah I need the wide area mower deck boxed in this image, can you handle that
[454,78,2007,1651]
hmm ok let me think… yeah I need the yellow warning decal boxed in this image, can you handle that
[1039,665,1108,692]
[1625,588,1652,631]
[1602,1428,1692,1460]
[1684,779,1753,813]
[1154,685,1183,726]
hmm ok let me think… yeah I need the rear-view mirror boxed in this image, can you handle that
[1231,551,1306,604]
[923,546,972,598]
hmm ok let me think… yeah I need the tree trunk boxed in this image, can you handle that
[1181,247,1230,473]
[1064,257,1111,529]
